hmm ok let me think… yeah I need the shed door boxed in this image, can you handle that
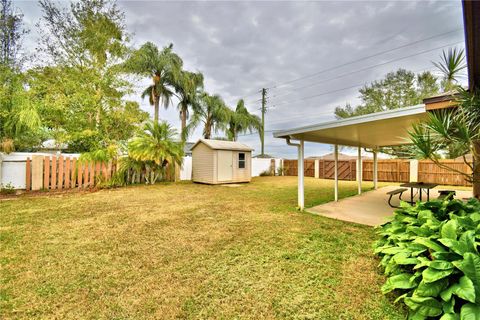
[217,150,233,181]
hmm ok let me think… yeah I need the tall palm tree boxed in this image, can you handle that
[227,99,261,141]
[125,42,182,122]
[128,120,184,183]
[187,93,230,139]
[433,48,467,92]
[173,70,203,140]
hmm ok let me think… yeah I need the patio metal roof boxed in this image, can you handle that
[273,104,427,148]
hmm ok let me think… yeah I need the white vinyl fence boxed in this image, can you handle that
[180,156,192,180]
[0,152,282,189]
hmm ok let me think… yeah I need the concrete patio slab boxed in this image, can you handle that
[306,186,473,227]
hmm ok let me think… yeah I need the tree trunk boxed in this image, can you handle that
[154,96,160,123]
[95,107,101,128]
[204,118,211,139]
[180,107,187,140]
[473,141,480,199]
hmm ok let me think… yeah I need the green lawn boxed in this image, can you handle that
[1,176,405,319]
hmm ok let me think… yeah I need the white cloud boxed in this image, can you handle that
[17,0,466,157]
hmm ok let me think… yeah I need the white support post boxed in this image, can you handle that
[298,140,305,210]
[357,146,362,195]
[334,144,339,202]
[373,149,378,190]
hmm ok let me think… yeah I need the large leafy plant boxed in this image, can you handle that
[375,199,480,319]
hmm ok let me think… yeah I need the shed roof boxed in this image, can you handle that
[273,104,427,148]
[192,139,254,151]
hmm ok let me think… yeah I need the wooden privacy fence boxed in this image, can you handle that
[283,159,357,180]
[363,159,410,183]
[25,155,177,191]
[25,155,116,191]
[282,159,315,177]
[322,160,356,180]
[418,160,471,186]
[283,159,471,186]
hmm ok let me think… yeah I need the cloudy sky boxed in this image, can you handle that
[18,0,466,158]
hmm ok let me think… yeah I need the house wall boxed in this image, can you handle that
[192,143,215,184]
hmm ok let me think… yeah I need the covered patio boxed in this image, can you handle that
[273,103,471,225]
[306,185,472,226]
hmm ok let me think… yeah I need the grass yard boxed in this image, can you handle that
[1,176,405,319]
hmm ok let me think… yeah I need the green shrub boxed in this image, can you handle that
[0,183,15,195]
[259,169,273,176]
[374,199,480,319]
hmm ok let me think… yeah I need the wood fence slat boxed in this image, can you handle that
[51,155,57,189]
[72,158,77,188]
[43,156,50,190]
[107,161,112,180]
[102,162,107,180]
[65,157,70,189]
[26,157,31,191]
[95,162,101,184]
[58,155,64,190]
[83,163,90,188]
[89,162,95,186]
[78,162,83,189]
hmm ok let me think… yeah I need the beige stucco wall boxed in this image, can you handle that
[192,143,215,184]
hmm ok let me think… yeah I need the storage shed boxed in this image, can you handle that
[191,139,253,184]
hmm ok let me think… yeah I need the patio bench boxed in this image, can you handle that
[386,188,408,208]
[438,190,456,200]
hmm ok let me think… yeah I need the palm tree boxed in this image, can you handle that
[187,93,230,139]
[128,120,184,183]
[173,70,203,140]
[409,88,480,198]
[433,48,467,92]
[227,99,261,141]
[125,42,182,122]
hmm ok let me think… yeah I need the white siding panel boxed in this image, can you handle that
[192,143,215,184]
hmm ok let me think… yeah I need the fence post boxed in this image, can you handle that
[0,153,2,187]
[409,159,418,182]
[26,157,31,191]
[314,159,319,179]
[31,155,44,191]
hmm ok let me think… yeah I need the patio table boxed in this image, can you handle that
[400,182,438,204]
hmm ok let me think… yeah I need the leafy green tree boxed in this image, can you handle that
[409,88,480,198]
[127,121,184,184]
[187,93,230,139]
[334,69,439,158]
[173,70,203,140]
[433,48,467,92]
[227,99,261,141]
[0,0,41,152]
[335,69,439,118]
[0,65,43,152]
[125,42,183,122]
[34,0,147,152]
[0,0,27,67]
